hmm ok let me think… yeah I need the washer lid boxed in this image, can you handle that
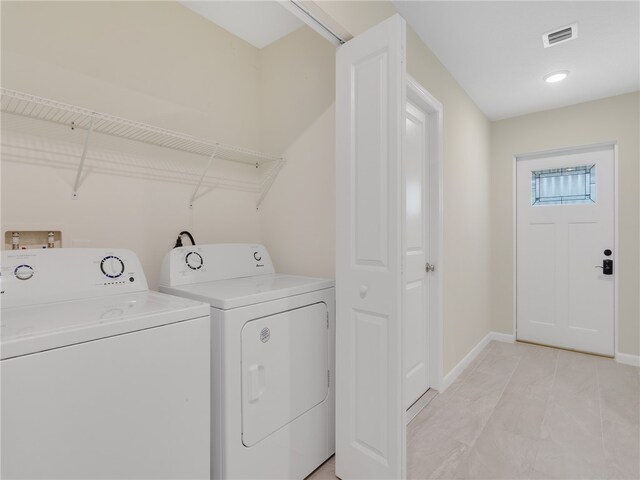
[0,291,209,360]
[162,273,335,310]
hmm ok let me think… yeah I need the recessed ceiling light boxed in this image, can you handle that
[544,71,569,83]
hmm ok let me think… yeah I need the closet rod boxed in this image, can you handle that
[285,1,347,45]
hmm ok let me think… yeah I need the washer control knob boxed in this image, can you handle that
[185,252,203,270]
[14,264,34,281]
[101,256,125,278]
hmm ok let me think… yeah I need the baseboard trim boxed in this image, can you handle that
[489,332,515,343]
[616,352,640,367]
[441,332,491,391]
[441,332,638,390]
[440,331,517,392]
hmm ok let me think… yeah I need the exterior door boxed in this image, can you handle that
[403,99,430,410]
[336,14,406,480]
[516,145,615,356]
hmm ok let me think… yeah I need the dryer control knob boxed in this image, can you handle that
[101,256,125,278]
[185,252,203,270]
[14,264,34,281]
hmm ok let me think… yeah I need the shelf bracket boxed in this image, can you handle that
[190,148,218,208]
[256,159,285,209]
[72,116,95,199]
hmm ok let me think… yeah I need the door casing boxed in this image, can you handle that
[512,141,619,356]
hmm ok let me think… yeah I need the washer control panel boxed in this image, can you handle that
[101,255,125,278]
[1,249,148,308]
[14,264,34,281]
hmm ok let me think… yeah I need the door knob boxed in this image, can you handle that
[425,263,436,273]
[359,285,368,297]
[595,259,613,275]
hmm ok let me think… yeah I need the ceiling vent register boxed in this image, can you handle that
[543,23,578,48]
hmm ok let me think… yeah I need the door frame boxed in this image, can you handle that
[406,76,444,392]
[512,141,619,356]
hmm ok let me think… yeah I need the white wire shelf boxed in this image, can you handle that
[0,88,282,165]
[0,88,285,207]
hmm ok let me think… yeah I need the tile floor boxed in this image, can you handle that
[308,341,640,480]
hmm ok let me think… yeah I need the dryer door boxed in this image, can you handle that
[241,302,329,447]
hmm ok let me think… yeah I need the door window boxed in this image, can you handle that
[531,164,596,206]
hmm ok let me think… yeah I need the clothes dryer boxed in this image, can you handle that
[159,244,335,479]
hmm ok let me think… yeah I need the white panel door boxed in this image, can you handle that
[403,100,430,409]
[336,14,406,480]
[517,146,615,355]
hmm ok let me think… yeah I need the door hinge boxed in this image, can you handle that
[328,370,331,387]
[327,311,329,328]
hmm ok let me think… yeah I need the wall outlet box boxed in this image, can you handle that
[3,230,62,251]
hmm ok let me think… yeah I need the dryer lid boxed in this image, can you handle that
[161,273,334,310]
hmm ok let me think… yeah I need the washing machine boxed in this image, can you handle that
[159,243,335,479]
[1,248,211,479]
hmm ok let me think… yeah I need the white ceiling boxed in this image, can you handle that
[394,1,640,120]
[180,1,303,49]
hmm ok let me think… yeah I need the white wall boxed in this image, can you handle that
[406,28,492,375]
[258,26,336,279]
[1,1,263,147]
[1,1,265,288]
[491,92,640,357]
